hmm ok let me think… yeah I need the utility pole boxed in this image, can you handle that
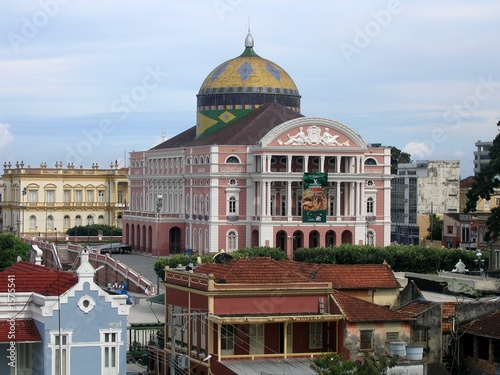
[169,311,207,375]
[156,195,163,295]
[430,202,434,247]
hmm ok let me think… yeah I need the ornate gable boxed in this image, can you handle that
[259,117,367,149]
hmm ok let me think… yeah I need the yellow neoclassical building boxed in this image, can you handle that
[1,161,128,238]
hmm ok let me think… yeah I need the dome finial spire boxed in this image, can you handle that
[245,19,254,48]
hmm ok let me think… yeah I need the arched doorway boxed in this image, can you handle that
[276,230,287,251]
[251,230,259,248]
[169,227,182,254]
[309,230,320,248]
[341,230,353,244]
[293,231,304,251]
[325,230,336,247]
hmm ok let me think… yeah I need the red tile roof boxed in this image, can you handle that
[193,258,401,290]
[0,319,42,343]
[195,258,311,284]
[313,264,401,289]
[0,262,78,296]
[460,310,500,339]
[397,300,436,317]
[332,290,414,323]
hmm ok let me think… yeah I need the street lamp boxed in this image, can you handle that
[156,195,163,295]
[475,251,485,276]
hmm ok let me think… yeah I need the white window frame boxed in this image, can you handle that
[49,330,72,375]
[29,215,37,229]
[46,190,55,203]
[28,189,38,203]
[75,190,82,203]
[366,197,374,214]
[250,324,265,354]
[63,190,71,203]
[221,324,235,355]
[10,343,32,374]
[87,190,94,203]
[98,190,106,203]
[200,315,207,353]
[99,329,122,375]
[309,322,322,349]
[227,230,237,252]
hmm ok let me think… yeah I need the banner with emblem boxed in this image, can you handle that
[302,172,328,223]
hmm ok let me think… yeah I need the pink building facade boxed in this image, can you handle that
[123,34,392,256]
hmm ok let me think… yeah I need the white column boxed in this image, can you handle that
[287,155,292,173]
[304,156,309,173]
[320,156,325,173]
[266,181,272,217]
[336,182,341,217]
[287,181,292,219]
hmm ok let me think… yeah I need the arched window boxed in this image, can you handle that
[47,215,54,230]
[87,215,94,225]
[226,156,240,163]
[194,195,198,215]
[98,215,104,225]
[76,215,82,226]
[227,230,238,251]
[367,197,374,214]
[64,215,70,229]
[367,230,375,246]
[206,196,210,215]
[29,215,37,229]
[364,158,377,165]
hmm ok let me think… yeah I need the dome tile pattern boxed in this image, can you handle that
[196,33,301,139]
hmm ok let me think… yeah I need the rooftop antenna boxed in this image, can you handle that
[161,130,167,142]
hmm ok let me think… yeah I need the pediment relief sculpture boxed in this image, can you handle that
[277,125,350,146]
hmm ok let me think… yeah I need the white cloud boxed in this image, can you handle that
[0,123,14,150]
[403,141,434,161]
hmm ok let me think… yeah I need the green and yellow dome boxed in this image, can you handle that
[196,33,301,139]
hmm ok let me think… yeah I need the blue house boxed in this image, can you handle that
[0,247,130,374]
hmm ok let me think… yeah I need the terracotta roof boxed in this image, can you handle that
[0,319,42,343]
[332,290,414,323]
[193,259,401,290]
[442,302,458,332]
[194,258,311,284]
[460,310,500,339]
[0,262,78,296]
[313,264,402,289]
[397,300,436,317]
[152,102,303,149]
[460,176,476,189]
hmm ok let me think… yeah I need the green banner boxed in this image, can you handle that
[302,172,328,223]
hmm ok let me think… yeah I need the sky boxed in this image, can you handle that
[1,1,499,178]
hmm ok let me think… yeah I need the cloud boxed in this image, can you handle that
[403,141,434,161]
[0,123,14,150]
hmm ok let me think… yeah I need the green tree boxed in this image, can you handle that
[0,234,30,271]
[390,146,411,174]
[426,213,443,242]
[465,128,500,242]
[311,352,398,375]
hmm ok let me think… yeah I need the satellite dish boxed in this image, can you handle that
[213,252,233,264]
